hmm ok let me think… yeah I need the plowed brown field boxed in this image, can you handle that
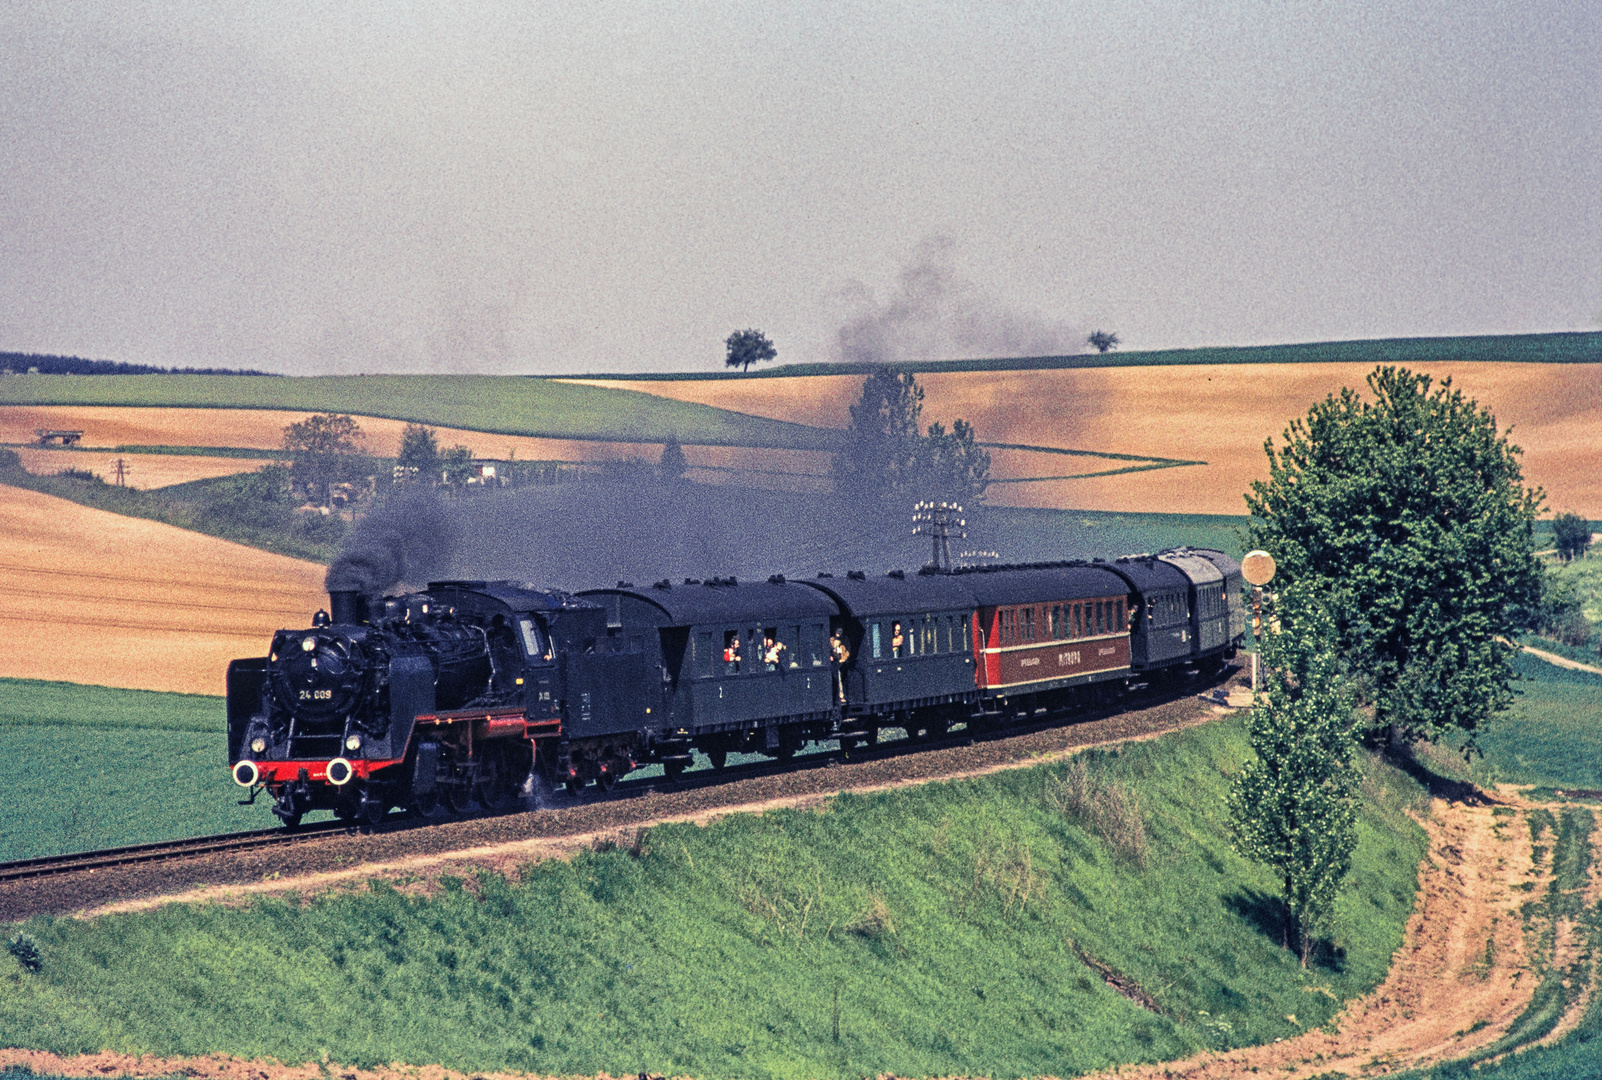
[577,362,1602,515]
[0,485,327,694]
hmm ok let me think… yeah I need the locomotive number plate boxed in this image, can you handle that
[299,689,333,701]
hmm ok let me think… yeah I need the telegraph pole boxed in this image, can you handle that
[912,501,966,573]
[109,458,128,487]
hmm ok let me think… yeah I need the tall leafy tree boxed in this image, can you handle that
[282,413,364,506]
[1552,511,1592,563]
[1230,583,1359,967]
[725,328,777,373]
[923,418,992,504]
[832,367,993,506]
[440,444,476,487]
[832,368,927,502]
[1246,366,1543,748]
[397,423,440,484]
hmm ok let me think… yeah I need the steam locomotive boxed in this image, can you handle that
[228,550,1246,827]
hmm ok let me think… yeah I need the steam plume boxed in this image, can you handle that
[835,237,1083,365]
[325,488,459,594]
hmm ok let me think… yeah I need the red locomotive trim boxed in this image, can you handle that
[243,758,404,784]
[412,707,562,740]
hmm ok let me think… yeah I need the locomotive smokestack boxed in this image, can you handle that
[329,590,368,625]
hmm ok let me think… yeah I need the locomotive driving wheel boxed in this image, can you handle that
[474,745,519,811]
[444,781,474,815]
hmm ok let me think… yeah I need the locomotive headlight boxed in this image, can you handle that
[250,737,267,754]
[345,734,362,751]
[301,636,317,652]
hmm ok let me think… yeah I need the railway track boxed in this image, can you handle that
[0,821,353,884]
[0,667,1237,890]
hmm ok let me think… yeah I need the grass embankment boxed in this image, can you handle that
[0,679,271,861]
[0,375,838,452]
[560,331,1602,381]
[1,719,1428,1080]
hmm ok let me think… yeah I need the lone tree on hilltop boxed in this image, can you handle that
[1230,583,1359,968]
[725,328,777,373]
[832,367,991,507]
[1087,330,1119,353]
[282,413,364,506]
[1552,511,1592,563]
[1246,366,1544,750]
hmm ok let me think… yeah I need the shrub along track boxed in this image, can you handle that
[0,679,1231,924]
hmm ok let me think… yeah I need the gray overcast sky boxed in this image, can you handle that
[2,1,1597,375]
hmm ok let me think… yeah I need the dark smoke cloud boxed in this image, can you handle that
[835,237,1084,366]
[443,479,919,591]
[325,488,460,594]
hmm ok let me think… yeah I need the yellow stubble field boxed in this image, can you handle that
[576,362,1602,517]
[0,485,327,694]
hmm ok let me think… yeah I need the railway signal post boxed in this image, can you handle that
[1240,549,1277,691]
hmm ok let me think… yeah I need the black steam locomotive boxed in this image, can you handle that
[228,550,1246,827]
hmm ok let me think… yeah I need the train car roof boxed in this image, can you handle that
[1180,547,1244,580]
[1157,549,1224,586]
[945,562,1131,606]
[577,578,839,627]
[426,580,598,613]
[1101,556,1191,594]
[795,571,978,618]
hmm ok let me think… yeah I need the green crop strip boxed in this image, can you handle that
[555,331,1602,381]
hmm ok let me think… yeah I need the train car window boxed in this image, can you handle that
[890,620,906,658]
[961,614,971,652]
[517,617,547,658]
[1022,607,1035,642]
[809,623,826,667]
[1118,599,1127,628]
[723,630,742,674]
[1071,604,1081,638]
[925,614,937,654]
[786,625,802,668]
[871,622,883,659]
[762,627,786,671]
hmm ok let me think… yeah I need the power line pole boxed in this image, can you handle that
[109,457,128,487]
[912,501,966,573]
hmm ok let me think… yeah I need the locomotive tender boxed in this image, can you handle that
[228,550,1246,827]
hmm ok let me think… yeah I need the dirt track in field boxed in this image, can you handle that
[578,362,1602,516]
[0,484,327,694]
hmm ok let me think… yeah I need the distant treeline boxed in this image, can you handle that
[0,352,275,376]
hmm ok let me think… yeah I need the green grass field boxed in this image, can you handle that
[0,718,1429,1080]
[0,374,839,451]
[0,679,273,860]
[1444,652,1602,793]
[562,331,1602,381]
